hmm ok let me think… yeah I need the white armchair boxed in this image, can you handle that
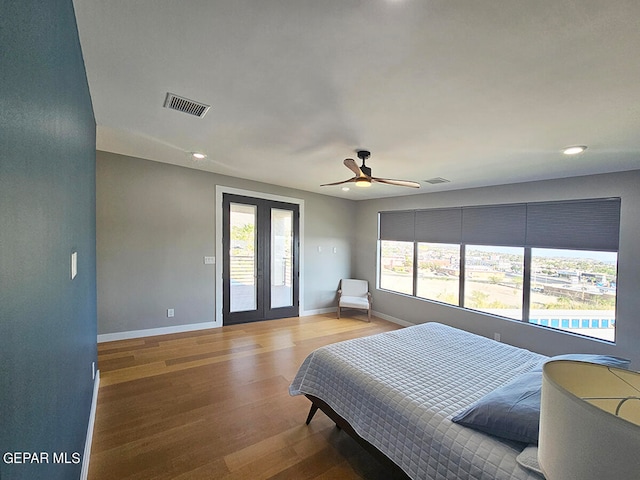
[337,279,372,322]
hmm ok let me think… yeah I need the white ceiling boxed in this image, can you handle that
[73,0,640,200]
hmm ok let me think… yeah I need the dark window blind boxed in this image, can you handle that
[379,211,415,242]
[379,198,620,251]
[462,204,527,246]
[414,208,462,244]
[526,198,621,251]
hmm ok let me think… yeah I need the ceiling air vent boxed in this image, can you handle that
[424,177,451,185]
[163,92,210,118]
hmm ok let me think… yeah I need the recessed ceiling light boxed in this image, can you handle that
[341,187,350,191]
[191,152,206,160]
[562,146,587,155]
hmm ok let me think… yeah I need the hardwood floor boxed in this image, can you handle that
[89,314,405,480]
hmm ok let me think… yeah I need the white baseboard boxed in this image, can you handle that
[81,370,100,480]
[372,310,415,327]
[301,307,413,327]
[97,321,218,343]
[301,307,336,316]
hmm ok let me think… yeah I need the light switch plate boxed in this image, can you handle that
[204,256,215,265]
[71,251,78,280]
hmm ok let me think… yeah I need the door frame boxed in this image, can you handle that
[215,186,305,325]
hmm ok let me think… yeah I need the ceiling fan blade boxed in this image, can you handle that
[320,177,357,186]
[343,158,364,177]
[371,177,421,188]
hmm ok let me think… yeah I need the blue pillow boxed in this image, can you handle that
[451,371,542,444]
[451,354,630,444]
[544,354,630,370]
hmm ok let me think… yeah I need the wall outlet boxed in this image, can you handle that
[167,308,175,318]
[494,333,501,342]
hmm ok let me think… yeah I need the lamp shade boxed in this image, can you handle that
[539,360,640,480]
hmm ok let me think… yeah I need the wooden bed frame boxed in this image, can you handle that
[304,394,411,479]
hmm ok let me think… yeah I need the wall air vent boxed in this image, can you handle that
[163,92,210,118]
[424,177,451,184]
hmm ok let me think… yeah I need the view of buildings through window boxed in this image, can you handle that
[417,243,460,306]
[464,245,524,321]
[529,248,617,341]
[380,240,413,295]
[380,241,617,342]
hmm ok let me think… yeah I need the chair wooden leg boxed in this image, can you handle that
[367,308,371,322]
[337,306,340,319]
[305,403,319,425]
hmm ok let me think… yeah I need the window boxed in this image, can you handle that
[529,248,617,342]
[378,198,620,342]
[379,240,414,295]
[416,243,460,306]
[464,245,524,320]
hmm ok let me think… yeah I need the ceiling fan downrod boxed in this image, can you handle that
[357,150,372,176]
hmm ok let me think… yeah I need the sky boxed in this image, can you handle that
[467,245,617,264]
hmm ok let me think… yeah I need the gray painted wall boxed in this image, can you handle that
[96,152,355,335]
[97,152,640,369]
[354,170,640,367]
[0,1,97,479]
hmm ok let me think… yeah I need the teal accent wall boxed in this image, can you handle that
[0,1,97,479]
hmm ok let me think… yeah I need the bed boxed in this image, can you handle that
[289,322,547,480]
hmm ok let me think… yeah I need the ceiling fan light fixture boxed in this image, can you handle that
[562,145,587,155]
[321,149,419,189]
[355,177,372,187]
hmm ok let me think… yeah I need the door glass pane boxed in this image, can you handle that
[529,248,617,342]
[271,208,293,308]
[417,243,460,306]
[379,240,414,295]
[464,245,524,320]
[230,203,256,312]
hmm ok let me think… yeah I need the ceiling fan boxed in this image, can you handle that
[321,150,421,189]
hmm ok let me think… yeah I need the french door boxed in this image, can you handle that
[222,194,299,325]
